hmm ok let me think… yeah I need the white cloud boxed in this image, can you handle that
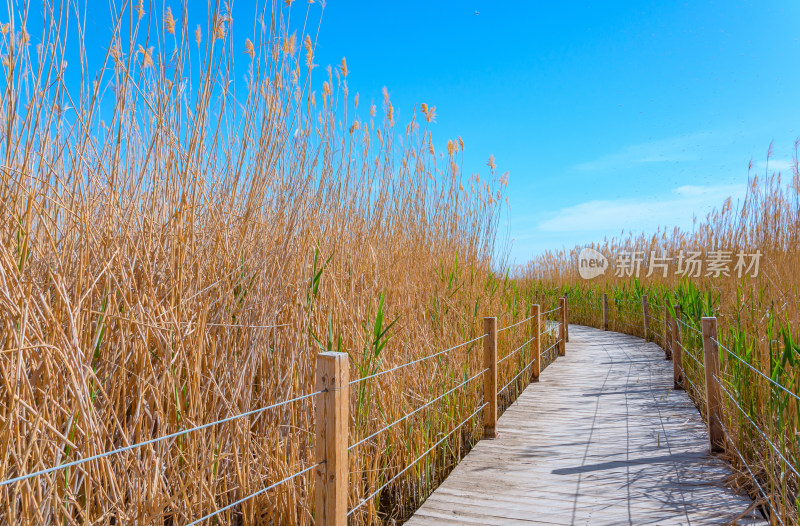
[753,159,795,174]
[574,131,716,172]
[537,183,745,234]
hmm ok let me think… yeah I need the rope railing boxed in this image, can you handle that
[0,389,326,487]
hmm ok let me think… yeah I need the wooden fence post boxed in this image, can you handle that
[602,293,609,331]
[314,352,349,526]
[564,297,569,342]
[672,305,682,390]
[484,317,498,439]
[531,304,541,382]
[558,298,566,356]
[701,317,724,452]
[664,305,672,360]
[642,295,649,340]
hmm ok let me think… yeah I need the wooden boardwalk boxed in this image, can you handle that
[406,325,766,525]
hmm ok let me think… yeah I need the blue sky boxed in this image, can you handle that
[10,1,800,264]
[310,0,800,263]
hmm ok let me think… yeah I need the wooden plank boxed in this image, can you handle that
[406,325,766,525]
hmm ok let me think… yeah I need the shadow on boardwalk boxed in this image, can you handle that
[406,325,766,525]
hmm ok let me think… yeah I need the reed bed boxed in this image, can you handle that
[520,169,800,524]
[0,0,546,524]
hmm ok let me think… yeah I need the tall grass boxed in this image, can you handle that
[0,1,545,524]
[521,168,800,524]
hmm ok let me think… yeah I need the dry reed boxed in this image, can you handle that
[0,0,540,524]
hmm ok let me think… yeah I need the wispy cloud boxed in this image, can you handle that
[574,131,716,172]
[537,183,745,234]
[753,159,795,174]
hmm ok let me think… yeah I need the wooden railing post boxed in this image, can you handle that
[564,297,569,342]
[483,317,498,439]
[558,298,566,356]
[314,352,349,526]
[602,293,609,331]
[664,305,672,360]
[701,317,724,452]
[672,305,682,390]
[642,295,650,340]
[531,304,541,382]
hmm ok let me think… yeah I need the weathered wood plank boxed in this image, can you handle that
[406,325,766,525]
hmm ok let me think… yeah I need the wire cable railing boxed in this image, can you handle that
[597,297,796,524]
[541,339,562,363]
[715,414,786,526]
[499,357,538,395]
[677,364,701,394]
[348,367,488,451]
[347,402,489,517]
[186,461,322,526]
[498,334,537,366]
[714,375,800,479]
[0,389,325,487]
[540,323,560,337]
[571,294,797,524]
[712,337,800,403]
[346,304,569,518]
[348,333,486,386]
[0,297,575,524]
[676,317,702,335]
[497,312,537,333]
[676,340,704,369]
[498,339,557,396]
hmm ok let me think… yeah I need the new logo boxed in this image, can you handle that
[578,247,608,280]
